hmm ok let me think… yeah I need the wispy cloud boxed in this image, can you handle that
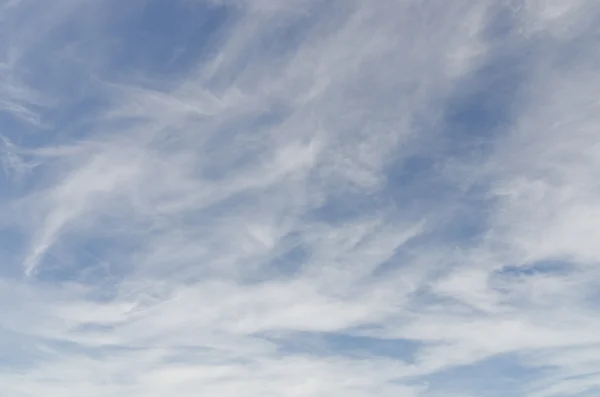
[0,0,599,396]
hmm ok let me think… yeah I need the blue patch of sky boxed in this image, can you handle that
[7,0,231,148]
[301,4,536,261]
[160,346,252,366]
[0,230,28,280]
[198,104,294,181]
[20,0,229,88]
[260,330,420,363]
[494,259,574,278]
[267,231,309,278]
[166,188,258,229]
[251,0,353,57]
[0,106,45,144]
[73,323,115,334]
[554,15,600,70]
[102,0,229,83]
[33,231,135,296]
[0,328,44,371]
[379,4,535,253]
[306,190,391,226]
[252,3,318,58]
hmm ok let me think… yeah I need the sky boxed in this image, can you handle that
[0,0,599,396]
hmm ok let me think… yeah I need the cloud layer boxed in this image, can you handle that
[1,0,600,396]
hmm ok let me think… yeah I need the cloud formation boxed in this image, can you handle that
[1,0,599,396]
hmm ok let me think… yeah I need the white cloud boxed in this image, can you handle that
[1,0,600,396]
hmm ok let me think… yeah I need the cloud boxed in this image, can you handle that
[1,0,600,396]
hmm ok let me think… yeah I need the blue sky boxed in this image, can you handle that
[1,0,600,396]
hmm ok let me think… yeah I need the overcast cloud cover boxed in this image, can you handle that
[0,0,599,396]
